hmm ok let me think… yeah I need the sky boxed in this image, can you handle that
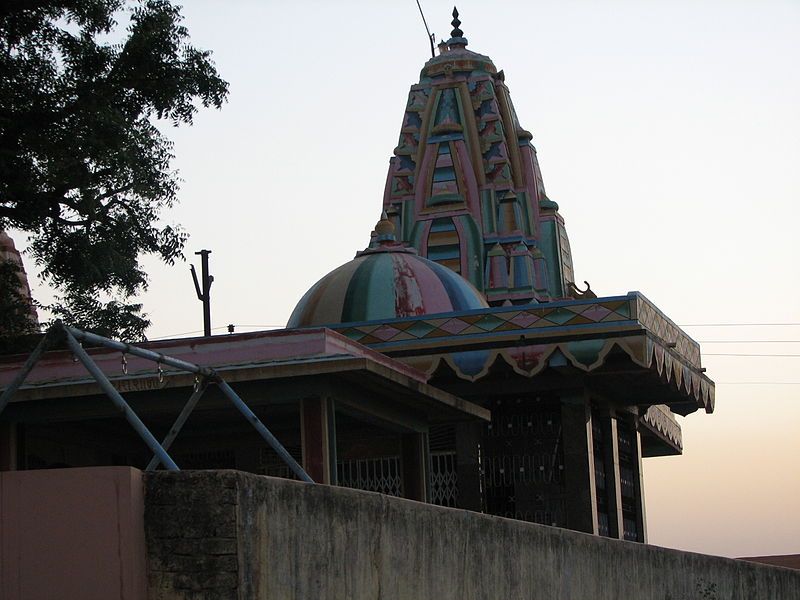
[16,0,800,558]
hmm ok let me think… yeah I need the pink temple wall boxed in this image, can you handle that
[0,467,147,600]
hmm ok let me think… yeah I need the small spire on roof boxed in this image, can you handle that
[374,211,397,243]
[451,7,463,38]
[447,6,468,48]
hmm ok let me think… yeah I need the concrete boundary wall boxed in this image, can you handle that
[145,470,800,600]
[1,467,147,600]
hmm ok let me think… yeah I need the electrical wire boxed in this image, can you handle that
[704,353,800,357]
[148,324,283,340]
[149,323,800,342]
[716,382,800,385]
[149,329,205,340]
[680,323,800,327]
[697,340,800,343]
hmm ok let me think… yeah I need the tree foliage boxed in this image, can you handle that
[0,0,228,340]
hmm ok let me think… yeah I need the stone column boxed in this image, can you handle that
[300,397,336,484]
[560,393,598,534]
[401,431,429,502]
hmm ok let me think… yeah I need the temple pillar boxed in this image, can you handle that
[401,431,429,502]
[600,412,624,539]
[615,414,647,542]
[561,394,598,534]
[300,397,336,484]
[631,416,648,543]
[455,421,482,511]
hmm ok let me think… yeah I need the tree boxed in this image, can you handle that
[0,0,228,340]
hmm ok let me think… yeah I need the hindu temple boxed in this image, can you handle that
[286,10,714,542]
[0,9,714,548]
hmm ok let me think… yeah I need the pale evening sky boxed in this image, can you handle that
[17,1,800,558]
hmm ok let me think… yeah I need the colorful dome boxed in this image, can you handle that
[287,216,488,328]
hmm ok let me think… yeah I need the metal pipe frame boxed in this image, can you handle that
[62,328,180,471]
[145,379,209,471]
[2,322,313,482]
[66,326,215,377]
[217,380,313,483]
[0,332,51,414]
[65,325,312,481]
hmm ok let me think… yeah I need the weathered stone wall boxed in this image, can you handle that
[144,470,800,600]
[145,471,240,599]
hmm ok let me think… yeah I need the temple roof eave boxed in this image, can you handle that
[640,404,683,457]
[315,292,714,416]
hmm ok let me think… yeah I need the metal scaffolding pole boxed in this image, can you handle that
[63,328,180,471]
[66,326,216,377]
[145,379,209,471]
[2,322,312,481]
[217,380,313,483]
[0,332,50,414]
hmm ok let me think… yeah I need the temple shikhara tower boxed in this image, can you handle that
[0,231,39,335]
[382,9,574,305]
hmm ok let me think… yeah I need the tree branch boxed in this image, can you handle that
[96,184,135,203]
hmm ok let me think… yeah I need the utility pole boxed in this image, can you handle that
[190,250,214,337]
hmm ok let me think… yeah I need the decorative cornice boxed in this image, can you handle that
[319,292,714,414]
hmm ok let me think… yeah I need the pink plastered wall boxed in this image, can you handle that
[0,466,147,600]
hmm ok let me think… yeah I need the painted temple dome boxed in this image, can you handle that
[286,216,488,328]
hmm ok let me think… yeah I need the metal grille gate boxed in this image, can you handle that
[430,451,458,507]
[482,396,566,526]
[337,457,404,496]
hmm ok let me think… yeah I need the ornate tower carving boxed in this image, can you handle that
[383,9,575,305]
[0,231,39,333]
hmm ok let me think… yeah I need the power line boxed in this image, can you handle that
[149,329,205,340]
[148,324,284,340]
[716,382,800,385]
[148,323,800,342]
[698,340,800,343]
[704,353,800,357]
[681,323,800,327]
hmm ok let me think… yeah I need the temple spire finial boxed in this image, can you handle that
[451,7,463,38]
[447,6,468,48]
[374,211,397,243]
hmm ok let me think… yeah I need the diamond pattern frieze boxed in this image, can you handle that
[406,320,437,338]
[440,318,470,334]
[510,312,541,327]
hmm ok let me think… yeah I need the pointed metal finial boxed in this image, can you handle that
[451,7,463,38]
[447,6,468,47]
